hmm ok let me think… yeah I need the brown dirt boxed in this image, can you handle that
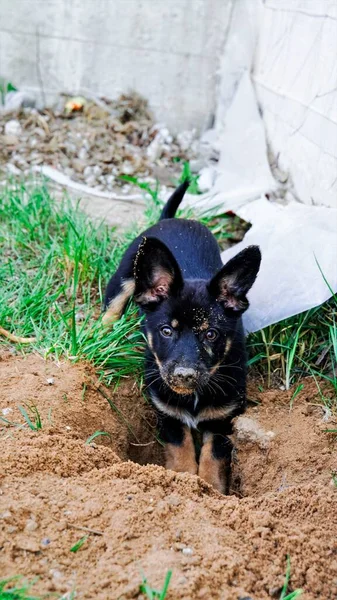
[1,353,337,600]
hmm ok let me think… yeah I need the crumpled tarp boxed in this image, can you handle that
[180,73,337,333]
[220,197,337,333]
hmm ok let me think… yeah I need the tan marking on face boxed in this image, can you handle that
[147,331,153,350]
[199,320,209,331]
[165,428,197,475]
[171,319,179,328]
[205,346,213,358]
[102,279,135,328]
[198,433,227,493]
[153,352,162,371]
[168,384,194,396]
[225,338,232,354]
[210,361,221,375]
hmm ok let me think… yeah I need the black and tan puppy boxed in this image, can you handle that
[103,181,261,493]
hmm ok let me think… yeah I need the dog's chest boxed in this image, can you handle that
[149,390,237,429]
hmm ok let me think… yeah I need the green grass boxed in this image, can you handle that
[70,535,88,553]
[0,78,17,106]
[279,556,303,600]
[0,576,40,600]
[85,430,112,444]
[0,178,145,383]
[140,570,172,600]
[248,298,336,404]
[0,576,76,600]
[18,404,42,431]
[177,159,201,194]
[0,176,335,401]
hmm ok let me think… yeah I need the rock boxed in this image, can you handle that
[25,518,38,532]
[63,167,75,178]
[147,136,163,162]
[197,166,216,192]
[1,134,19,146]
[234,416,275,449]
[6,163,22,176]
[92,165,102,177]
[72,159,87,174]
[122,161,135,175]
[78,147,88,160]
[189,158,207,173]
[5,119,22,137]
[147,126,173,161]
[49,568,63,580]
[7,526,17,533]
[0,91,35,113]
[176,128,196,151]
[41,537,51,546]
[83,166,93,178]
[15,536,40,553]
[85,175,97,187]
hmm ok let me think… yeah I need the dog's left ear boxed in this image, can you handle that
[208,246,261,313]
[133,236,183,307]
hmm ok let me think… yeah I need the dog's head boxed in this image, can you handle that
[134,237,261,395]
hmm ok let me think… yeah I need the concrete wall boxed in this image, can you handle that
[253,0,337,208]
[1,0,336,207]
[0,0,231,132]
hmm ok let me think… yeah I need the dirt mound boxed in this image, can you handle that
[234,382,337,497]
[0,352,163,467]
[1,354,337,599]
[1,429,121,478]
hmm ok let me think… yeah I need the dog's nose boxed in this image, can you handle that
[173,367,197,385]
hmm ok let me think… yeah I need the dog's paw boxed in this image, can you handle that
[165,429,198,475]
[198,435,230,494]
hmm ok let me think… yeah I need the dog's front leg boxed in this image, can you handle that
[198,428,233,494]
[102,275,135,328]
[158,415,197,475]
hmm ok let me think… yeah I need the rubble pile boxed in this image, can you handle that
[0,92,199,190]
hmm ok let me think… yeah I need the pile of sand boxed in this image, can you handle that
[1,353,336,599]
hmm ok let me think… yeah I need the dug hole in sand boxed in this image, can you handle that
[0,352,336,599]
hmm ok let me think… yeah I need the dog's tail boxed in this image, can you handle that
[159,179,190,220]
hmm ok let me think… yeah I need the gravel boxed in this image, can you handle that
[0,92,199,191]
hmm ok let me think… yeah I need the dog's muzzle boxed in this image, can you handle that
[172,366,197,388]
[163,365,210,394]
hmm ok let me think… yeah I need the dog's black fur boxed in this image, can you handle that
[103,181,261,492]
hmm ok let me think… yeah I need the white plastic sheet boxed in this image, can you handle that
[221,197,337,333]
[179,71,337,333]
[183,73,276,215]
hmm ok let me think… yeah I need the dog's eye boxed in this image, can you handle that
[160,325,173,338]
[205,328,218,341]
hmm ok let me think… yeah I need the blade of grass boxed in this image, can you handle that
[85,431,112,445]
[70,535,88,553]
[290,384,304,411]
[280,556,303,600]
[17,405,42,431]
[0,575,40,600]
[140,570,172,600]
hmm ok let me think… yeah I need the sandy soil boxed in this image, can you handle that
[1,352,336,599]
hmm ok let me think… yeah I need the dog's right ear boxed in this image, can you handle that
[208,245,261,314]
[133,237,183,307]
